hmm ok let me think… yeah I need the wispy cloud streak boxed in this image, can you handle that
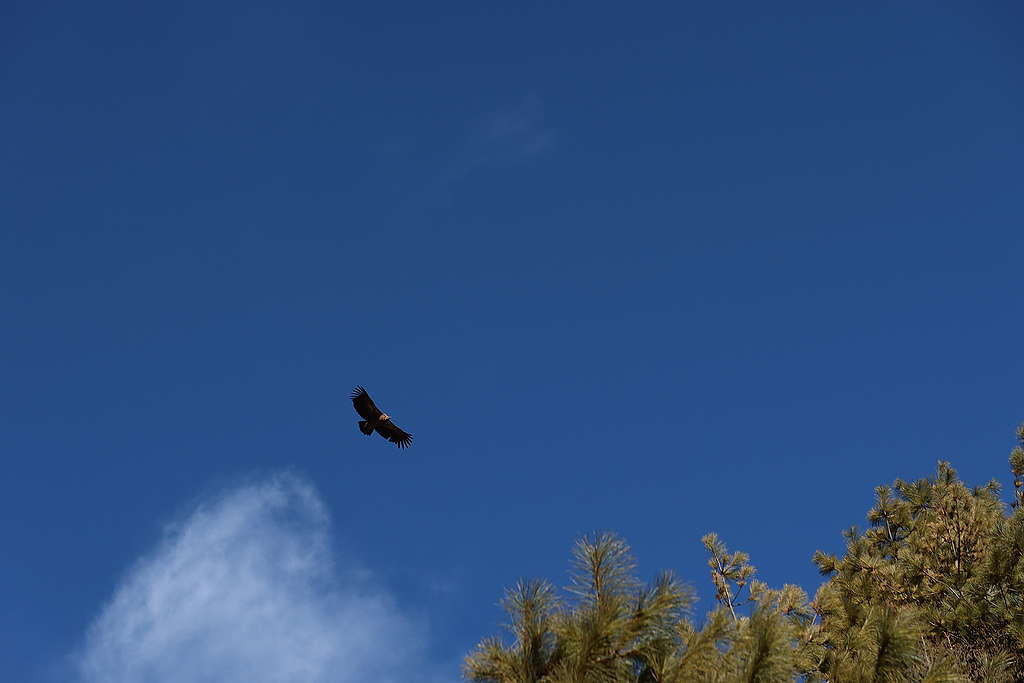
[464,93,554,166]
[404,94,554,208]
[77,474,433,683]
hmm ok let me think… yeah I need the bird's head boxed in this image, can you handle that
[380,413,391,421]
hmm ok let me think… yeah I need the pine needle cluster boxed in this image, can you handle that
[464,532,818,682]
[464,424,1024,682]
[813,456,1024,681]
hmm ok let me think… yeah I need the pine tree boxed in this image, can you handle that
[813,456,1024,680]
[465,424,1024,682]
[464,534,818,682]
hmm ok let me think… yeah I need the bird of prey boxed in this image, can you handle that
[350,386,413,449]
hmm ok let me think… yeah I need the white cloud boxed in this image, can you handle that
[77,474,436,683]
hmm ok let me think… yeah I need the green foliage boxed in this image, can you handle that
[465,533,817,682]
[813,460,1022,680]
[703,532,756,623]
[464,533,697,683]
[1010,423,1024,510]
[466,425,1024,682]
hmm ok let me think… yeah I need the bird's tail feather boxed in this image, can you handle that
[358,420,374,435]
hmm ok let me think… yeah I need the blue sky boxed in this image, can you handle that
[2,1,1022,680]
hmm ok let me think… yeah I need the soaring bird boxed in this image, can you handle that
[350,386,413,449]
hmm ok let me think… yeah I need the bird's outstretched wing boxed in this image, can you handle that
[376,420,413,449]
[351,386,383,421]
